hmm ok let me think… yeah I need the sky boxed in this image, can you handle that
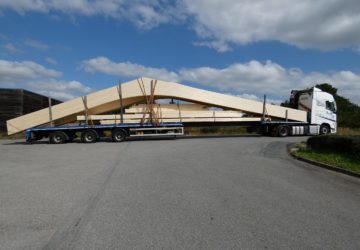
[0,0,360,104]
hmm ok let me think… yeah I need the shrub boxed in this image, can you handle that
[200,127,220,134]
[307,135,360,158]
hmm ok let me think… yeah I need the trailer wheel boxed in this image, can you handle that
[320,124,330,135]
[49,131,67,144]
[277,125,289,137]
[112,129,127,142]
[81,129,97,143]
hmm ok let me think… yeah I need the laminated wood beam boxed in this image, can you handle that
[7,77,307,135]
[125,104,209,113]
[76,111,246,121]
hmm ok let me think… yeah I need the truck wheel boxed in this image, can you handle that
[49,131,67,144]
[277,125,289,137]
[320,124,330,135]
[81,129,97,143]
[112,129,127,142]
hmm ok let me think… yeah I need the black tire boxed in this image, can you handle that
[49,131,67,144]
[320,124,330,135]
[112,129,127,142]
[277,125,289,137]
[81,129,98,143]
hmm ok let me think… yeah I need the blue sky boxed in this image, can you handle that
[0,0,360,104]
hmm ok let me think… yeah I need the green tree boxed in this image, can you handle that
[315,83,337,96]
[316,83,360,128]
[280,100,291,108]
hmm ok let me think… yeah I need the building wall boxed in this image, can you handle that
[0,89,62,133]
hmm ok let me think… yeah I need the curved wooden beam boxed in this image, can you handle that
[6,77,306,135]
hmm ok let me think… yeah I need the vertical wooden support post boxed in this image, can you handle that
[137,77,148,125]
[262,95,267,121]
[285,110,288,122]
[82,95,88,125]
[177,103,182,123]
[48,96,53,127]
[150,80,153,124]
[117,82,124,124]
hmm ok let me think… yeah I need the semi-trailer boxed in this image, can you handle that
[22,85,337,144]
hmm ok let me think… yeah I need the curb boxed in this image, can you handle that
[180,134,261,139]
[288,144,360,178]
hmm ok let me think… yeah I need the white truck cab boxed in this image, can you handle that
[291,87,337,134]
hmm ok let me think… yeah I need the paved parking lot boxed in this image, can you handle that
[0,137,359,249]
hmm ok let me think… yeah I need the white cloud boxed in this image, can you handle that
[81,56,179,81]
[181,0,360,51]
[0,60,61,82]
[28,80,93,100]
[2,43,22,53]
[0,0,183,30]
[193,40,232,53]
[45,57,57,65]
[81,56,360,104]
[0,59,92,100]
[2,1,360,50]
[0,33,8,40]
[178,60,291,95]
[24,38,49,50]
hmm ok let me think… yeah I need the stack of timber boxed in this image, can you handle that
[76,104,261,124]
[6,77,307,135]
[125,104,209,113]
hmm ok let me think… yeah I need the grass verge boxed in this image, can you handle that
[185,126,255,135]
[337,127,360,136]
[292,143,360,175]
[0,133,25,139]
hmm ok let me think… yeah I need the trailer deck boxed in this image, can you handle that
[25,122,185,143]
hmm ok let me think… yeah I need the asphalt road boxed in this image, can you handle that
[0,136,359,250]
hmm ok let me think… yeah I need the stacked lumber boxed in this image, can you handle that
[76,105,261,124]
[6,77,307,135]
[125,104,209,113]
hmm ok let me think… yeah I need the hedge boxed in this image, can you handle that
[307,135,360,157]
